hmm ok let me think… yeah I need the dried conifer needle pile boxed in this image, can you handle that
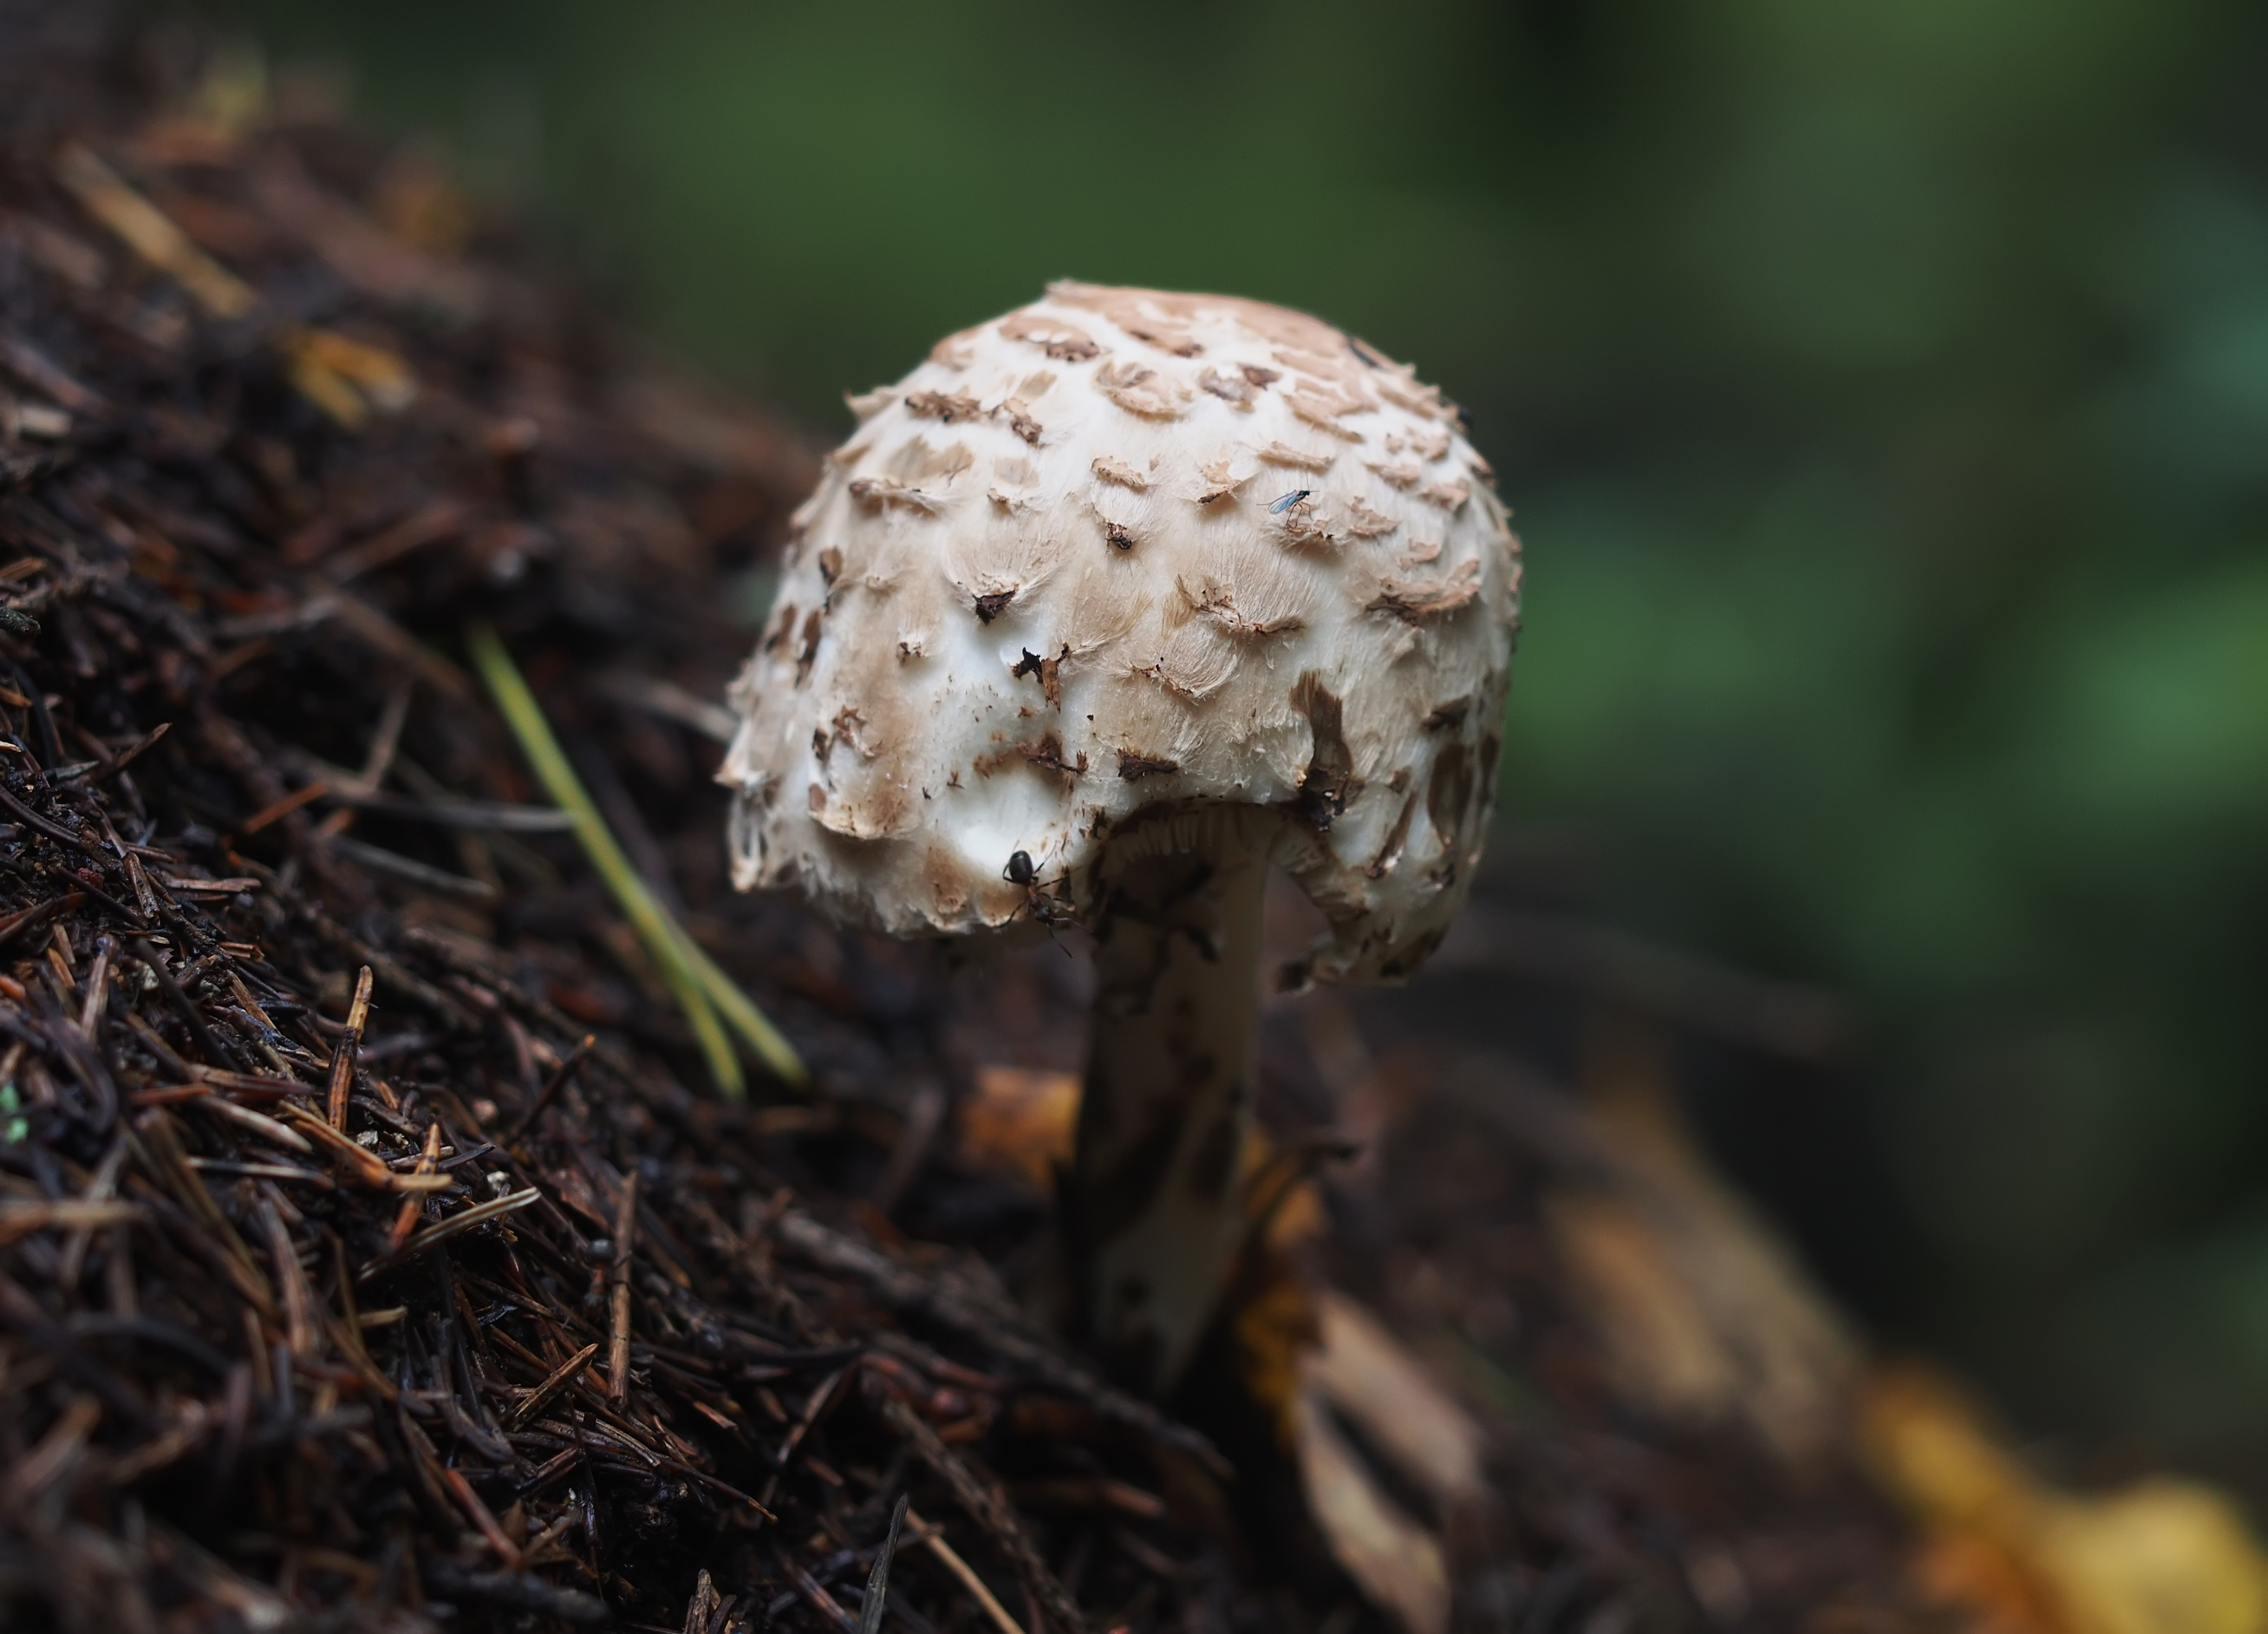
[0,23,1226,1633]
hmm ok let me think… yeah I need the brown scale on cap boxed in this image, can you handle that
[1370,559,1483,624]
[1010,645,1067,708]
[1346,496,1400,539]
[905,389,982,422]
[1198,368,1257,407]
[1117,749,1180,780]
[998,311,1100,361]
[1260,440,1336,472]
[793,608,823,682]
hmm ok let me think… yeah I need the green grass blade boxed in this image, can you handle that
[466,622,807,1094]
[666,956,744,1100]
[466,621,741,1097]
[660,917,806,1086]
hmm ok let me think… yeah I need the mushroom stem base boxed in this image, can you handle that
[1072,816,1270,1395]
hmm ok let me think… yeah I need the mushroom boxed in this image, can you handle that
[722,282,1520,1393]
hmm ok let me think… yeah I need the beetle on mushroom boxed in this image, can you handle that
[722,282,1520,1394]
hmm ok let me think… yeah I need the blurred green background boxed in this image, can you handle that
[229,0,2268,1482]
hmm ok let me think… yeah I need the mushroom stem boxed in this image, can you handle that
[1071,811,1272,1395]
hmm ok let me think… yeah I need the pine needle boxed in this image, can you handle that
[465,622,806,1094]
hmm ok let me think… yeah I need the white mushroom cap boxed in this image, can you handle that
[722,282,1521,985]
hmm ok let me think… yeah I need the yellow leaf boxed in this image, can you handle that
[958,1066,1077,1191]
[2036,1483,2268,1634]
[53,143,257,319]
[284,326,419,427]
[1863,1367,2268,1634]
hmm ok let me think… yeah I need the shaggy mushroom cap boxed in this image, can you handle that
[722,282,1520,985]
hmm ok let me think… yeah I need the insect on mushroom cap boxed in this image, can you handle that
[720,282,1521,986]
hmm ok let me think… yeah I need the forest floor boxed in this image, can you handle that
[0,15,1991,1634]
